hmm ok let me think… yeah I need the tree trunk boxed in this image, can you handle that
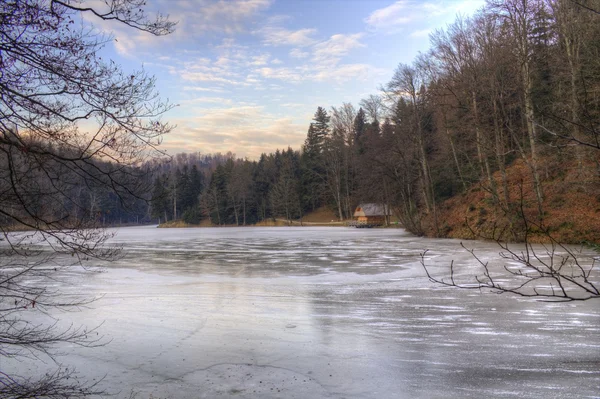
[492,96,510,207]
[442,110,467,192]
[232,197,239,226]
[472,91,499,203]
[172,186,177,220]
[523,64,544,215]
[242,198,246,226]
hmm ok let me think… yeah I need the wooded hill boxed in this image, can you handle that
[150,0,600,244]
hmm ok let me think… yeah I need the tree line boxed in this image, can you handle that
[151,0,599,236]
[3,0,596,236]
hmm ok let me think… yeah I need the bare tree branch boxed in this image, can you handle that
[0,0,174,396]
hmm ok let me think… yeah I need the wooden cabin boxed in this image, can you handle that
[353,203,391,226]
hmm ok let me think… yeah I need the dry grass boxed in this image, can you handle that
[300,207,339,223]
[157,207,348,228]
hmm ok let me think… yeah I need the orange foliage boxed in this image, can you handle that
[424,151,600,244]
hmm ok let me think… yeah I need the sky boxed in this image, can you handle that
[95,0,485,159]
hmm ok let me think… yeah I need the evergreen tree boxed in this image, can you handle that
[353,107,367,146]
[312,106,331,144]
[188,164,204,207]
[151,176,171,223]
[270,156,301,223]
[177,165,192,211]
[253,154,278,221]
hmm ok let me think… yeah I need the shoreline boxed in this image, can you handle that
[157,219,403,229]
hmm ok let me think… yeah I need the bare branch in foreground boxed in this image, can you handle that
[421,240,600,301]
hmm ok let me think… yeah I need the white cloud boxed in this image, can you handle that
[254,62,379,85]
[182,86,228,93]
[174,0,272,36]
[194,105,265,126]
[364,1,411,32]
[112,30,162,57]
[257,26,318,47]
[311,64,372,83]
[256,67,303,82]
[179,96,234,106]
[280,103,303,108]
[175,60,248,86]
[216,38,238,49]
[365,1,484,34]
[214,57,231,67]
[250,32,374,85]
[179,71,241,85]
[171,45,273,89]
[313,33,365,63]
[100,0,272,56]
[248,54,271,66]
[289,48,309,59]
[163,106,306,158]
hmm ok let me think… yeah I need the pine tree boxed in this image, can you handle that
[353,108,367,152]
[312,106,331,143]
[151,176,171,223]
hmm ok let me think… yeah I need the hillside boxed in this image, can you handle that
[423,154,600,244]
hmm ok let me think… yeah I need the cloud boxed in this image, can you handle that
[193,105,264,126]
[364,1,411,32]
[182,86,228,93]
[214,56,231,67]
[179,97,234,106]
[101,0,272,56]
[173,0,272,36]
[112,29,163,57]
[248,54,271,66]
[365,1,484,34]
[280,103,303,108]
[311,64,372,83]
[256,67,303,82]
[177,66,241,85]
[289,48,309,59]
[249,32,374,85]
[172,58,248,87]
[254,62,379,85]
[313,33,365,63]
[257,26,318,47]
[162,106,306,158]
[172,45,270,88]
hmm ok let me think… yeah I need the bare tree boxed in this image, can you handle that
[421,228,599,301]
[489,0,545,214]
[386,63,436,216]
[330,103,357,218]
[421,178,600,301]
[270,157,300,224]
[359,95,384,123]
[322,128,346,221]
[0,0,174,397]
[419,1,600,301]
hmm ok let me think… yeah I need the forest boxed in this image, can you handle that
[3,0,598,244]
[147,0,600,243]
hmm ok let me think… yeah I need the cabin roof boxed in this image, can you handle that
[353,203,391,217]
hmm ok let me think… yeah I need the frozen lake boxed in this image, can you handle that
[8,226,600,398]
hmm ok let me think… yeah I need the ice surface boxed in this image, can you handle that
[5,226,600,398]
